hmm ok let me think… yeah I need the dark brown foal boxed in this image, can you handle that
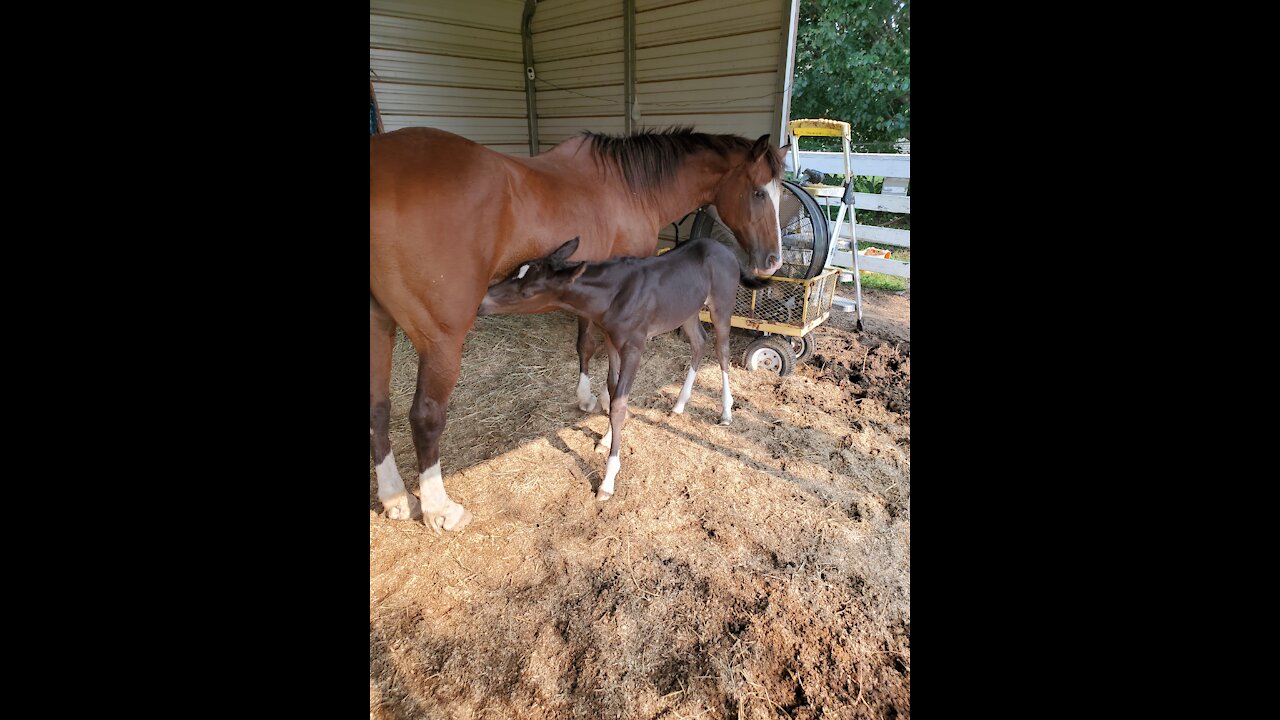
[478,236,769,500]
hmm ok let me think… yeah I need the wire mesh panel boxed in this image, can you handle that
[713,268,840,330]
[805,270,838,323]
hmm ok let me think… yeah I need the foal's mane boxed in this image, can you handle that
[581,127,783,194]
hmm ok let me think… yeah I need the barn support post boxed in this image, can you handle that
[775,0,801,148]
[522,0,540,155]
[623,0,636,133]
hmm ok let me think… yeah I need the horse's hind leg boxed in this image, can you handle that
[575,316,603,413]
[672,316,707,415]
[408,334,473,533]
[371,297,411,520]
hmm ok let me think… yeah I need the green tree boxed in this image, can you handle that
[790,0,910,151]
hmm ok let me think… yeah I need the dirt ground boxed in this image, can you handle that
[370,286,911,719]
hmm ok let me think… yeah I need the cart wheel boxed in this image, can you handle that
[789,334,816,363]
[743,336,796,376]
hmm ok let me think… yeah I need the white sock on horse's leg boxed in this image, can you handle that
[374,447,411,520]
[417,462,471,532]
[672,367,697,414]
[720,370,733,425]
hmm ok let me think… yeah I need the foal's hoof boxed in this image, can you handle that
[424,502,472,534]
[596,489,613,501]
[718,414,733,426]
[380,493,413,521]
[579,395,600,413]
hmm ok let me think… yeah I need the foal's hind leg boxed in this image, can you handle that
[672,317,707,415]
[575,316,603,412]
[407,335,473,533]
[371,298,412,519]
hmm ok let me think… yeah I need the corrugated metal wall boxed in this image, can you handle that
[370,0,531,155]
[530,0,627,151]
[369,0,793,171]
[636,0,787,138]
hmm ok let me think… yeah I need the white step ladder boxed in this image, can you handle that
[787,118,862,328]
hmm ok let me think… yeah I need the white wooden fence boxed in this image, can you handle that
[787,150,911,279]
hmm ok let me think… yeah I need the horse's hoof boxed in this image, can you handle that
[718,414,732,426]
[595,441,609,454]
[381,493,412,521]
[671,404,686,415]
[424,503,472,534]
[579,396,599,413]
[596,489,613,501]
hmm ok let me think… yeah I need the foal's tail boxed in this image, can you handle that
[739,270,773,290]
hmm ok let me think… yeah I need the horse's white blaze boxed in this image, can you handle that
[375,452,407,503]
[601,456,620,496]
[672,367,697,414]
[720,369,733,422]
[516,264,529,279]
[766,181,783,268]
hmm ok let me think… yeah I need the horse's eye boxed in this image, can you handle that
[753,189,766,199]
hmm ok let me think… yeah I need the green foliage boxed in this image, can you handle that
[790,0,910,152]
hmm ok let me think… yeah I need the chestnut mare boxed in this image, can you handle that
[370,126,788,531]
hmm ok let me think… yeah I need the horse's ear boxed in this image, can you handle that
[550,236,580,264]
[751,134,772,160]
[562,262,587,283]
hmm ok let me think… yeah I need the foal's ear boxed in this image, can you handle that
[751,134,772,160]
[560,262,587,283]
[550,236,580,264]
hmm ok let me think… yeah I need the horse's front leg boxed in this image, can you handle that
[575,315,603,412]
[408,335,473,533]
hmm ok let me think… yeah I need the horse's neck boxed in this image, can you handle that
[535,142,737,225]
[646,150,738,226]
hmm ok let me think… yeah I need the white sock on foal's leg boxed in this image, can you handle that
[672,367,697,414]
[374,450,412,520]
[416,462,472,533]
[598,455,620,500]
[576,372,598,412]
[719,370,733,425]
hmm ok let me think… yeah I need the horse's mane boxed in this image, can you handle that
[581,127,783,193]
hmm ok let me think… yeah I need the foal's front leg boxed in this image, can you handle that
[672,317,708,415]
[598,340,641,501]
[596,337,622,454]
